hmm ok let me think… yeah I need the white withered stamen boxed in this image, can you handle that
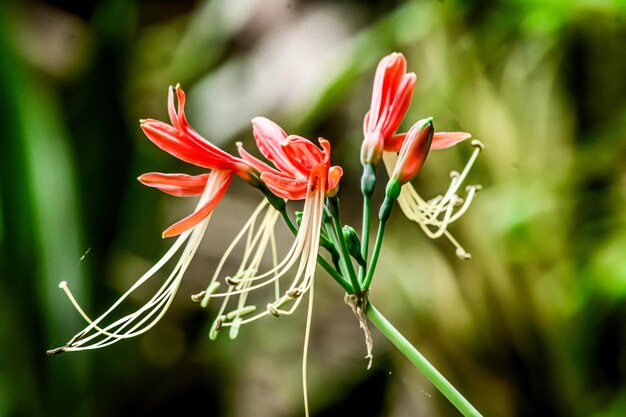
[383,140,484,259]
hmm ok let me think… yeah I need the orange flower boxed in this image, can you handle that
[139,85,259,237]
[361,53,416,165]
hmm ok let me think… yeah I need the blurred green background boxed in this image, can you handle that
[2,0,626,416]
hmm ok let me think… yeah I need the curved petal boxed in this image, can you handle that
[381,72,416,139]
[162,172,233,238]
[431,132,472,150]
[281,135,325,176]
[237,142,281,176]
[138,172,210,197]
[384,132,405,152]
[326,165,343,194]
[251,117,300,174]
[261,171,308,200]
[386,131,471,152]
[368,53,407,133]
[141,121,235,170]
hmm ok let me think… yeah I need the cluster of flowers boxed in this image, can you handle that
[48,52,482,354]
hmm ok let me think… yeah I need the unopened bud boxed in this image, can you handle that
[342,225,366,266]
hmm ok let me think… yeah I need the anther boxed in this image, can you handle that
[214,317,223,331]
[471,139,485,150]
[455,248,472,260]
[466,184,482,193]
[225,276,240,286]
[68,331,85,346]
[46,347,66,356]
[450,171,460,179]
[287,288,302,298]
[267,303,281,317]
[209,316,224,341]
[191,291,206,302]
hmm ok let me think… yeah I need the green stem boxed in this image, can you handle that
[280,210,351,293]
[362,220,385,290]
[358,195,371,285]
[327,198,360,293]
[366,303,482,417]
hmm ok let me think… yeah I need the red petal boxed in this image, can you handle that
[368,53,407,133]
[237,142,281,175]
[381,73,416,139]
[251,117,298,174]
[138,172,210,197]
[162,173,233,238]
[281,135,325,176]
[326,165,343,193]
[431,132,471,150]
[261,171,308,200]
[141,121,235,170]
[384,132,405,152]
[394,118,433,184]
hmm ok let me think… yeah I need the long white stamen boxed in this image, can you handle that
[56,171,230,352]
[382,140,482,258]
[205,180,325,334]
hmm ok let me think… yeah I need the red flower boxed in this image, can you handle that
[139,85,259,238]
[238,117,343,200]
[361,53,416,165]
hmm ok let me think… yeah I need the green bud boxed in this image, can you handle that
[342,225,366,266]
[295,211,303,227]
[361,164,376,197]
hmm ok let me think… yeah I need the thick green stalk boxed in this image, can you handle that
[366,303,482,417]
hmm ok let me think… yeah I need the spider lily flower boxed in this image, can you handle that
[383,120,483,260]
[197,117,343,334]
[48,86,263,353]
[48,170,232,353]
[361,52,416,166]
[140,84,262,238]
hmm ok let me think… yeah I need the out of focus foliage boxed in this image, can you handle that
[1,0,626,416]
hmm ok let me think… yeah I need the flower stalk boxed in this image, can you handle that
[366,303,483,417]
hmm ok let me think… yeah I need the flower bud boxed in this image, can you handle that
[342,225,366,266]
[386,117,433,199]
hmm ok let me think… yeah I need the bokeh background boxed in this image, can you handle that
[2,0,626,416]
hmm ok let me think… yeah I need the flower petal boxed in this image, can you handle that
[237,142,281,175]
[381,73,416,139]
[431,132,472,150]
[141,121,235,170]
[138,172,210,197]
[281,135,325,176]
[162,172,233,238]
[261,171,308,200]
[326,165,343,194]
[251,117,300,174]
[385,131,472,152]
